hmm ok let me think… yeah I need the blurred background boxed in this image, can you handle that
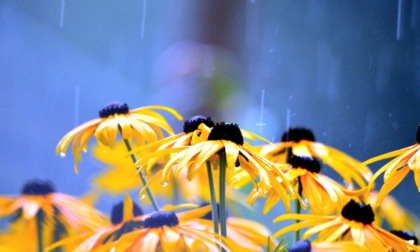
[1,0,420,235]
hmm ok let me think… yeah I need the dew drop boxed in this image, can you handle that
[59,152,66,157]
[139,193,146,199]
[161,181,168,187]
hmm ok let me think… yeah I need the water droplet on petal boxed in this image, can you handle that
[59,152,66,157]
[161,181,168,187]
[139,193,146,199]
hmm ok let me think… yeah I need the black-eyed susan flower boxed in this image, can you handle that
[249,155,354,215]
[390,230,419,246]
[137,122,297,240]
[137,122,295,204]
[364,125,420,204]
[134,115,215,153]
[187,203,271,252]
[48,194,145,251]
[56,102,182,173]
[259,127,372,189]
[286,240,364,252]
[91,140,227,204]
[0,179,107,252]
[273,199,420,251]
[59,200,240,252]
[91,141,145,196]
[366,191,420,236]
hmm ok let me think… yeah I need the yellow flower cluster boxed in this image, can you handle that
[1,102,419,252]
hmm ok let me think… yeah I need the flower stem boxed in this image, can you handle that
[219,151,227,252]
[36,210,44,252]
[294,178,302,243]
[206,160,220,235]
[122,138,160,211]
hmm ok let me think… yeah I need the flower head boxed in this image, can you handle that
[56,103,182,173]
[0,179,107,251]
[287,240,364,252]
[188,203,271,252]
[260,127,372,189]
[364,125,420,204]
[137,122,296,208]
[48,194,144,251]
[273,199,420,251]
[366,191,420,235]
[91,139,229,204]
[281,155,355,214]
[67,202,241,252]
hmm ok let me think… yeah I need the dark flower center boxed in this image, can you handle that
[99,103,129,118]
[390,230,418,245]
[183,116,215,133]
[289,155,321,173]
[288,240,311,252]
[341,200,374,224]
[144,211,179,228]
[208,122,244,145]
[110,201,144,225]
[281,127,315,142]
[21,179,55,195]
[416,125,420,144]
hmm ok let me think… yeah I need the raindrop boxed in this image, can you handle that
[161,181,168,187]
[256,89,266,132]
[139,193,146,199]
[140,0,148,38]
[59,152,66,157]
[74,85,80,127]
[286,108,291,132]
[59,0,66,28]
[396,0,403,40]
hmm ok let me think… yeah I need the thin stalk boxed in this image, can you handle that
[36,210,44,252]
[122,138,160,211]
[206,160,219,235]
[294,178,303,243]
[219,152,227,252]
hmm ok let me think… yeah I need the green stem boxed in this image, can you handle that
[206,160,219,235]
[294,178,302,243]
[122,138,160,211]
[219,152,227,252]
[36,210,44,252]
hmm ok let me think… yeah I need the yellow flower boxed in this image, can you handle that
[48,194,146,251]
[91,141,144,195]
[286,240,365,252]
[55,196,241,252]
[390,230,418,246]
[273,199,420,251]
[56,103,182,173]
[366,191,420,236]
[0,179,108,251]
[259,127,372,189]
[363,125,420,204]
[188,203,272,252]
[137,122,296,205]
[91,140,219,203]
[256,155,362,215]
[134,115,215,153]
[89,116,215,201]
